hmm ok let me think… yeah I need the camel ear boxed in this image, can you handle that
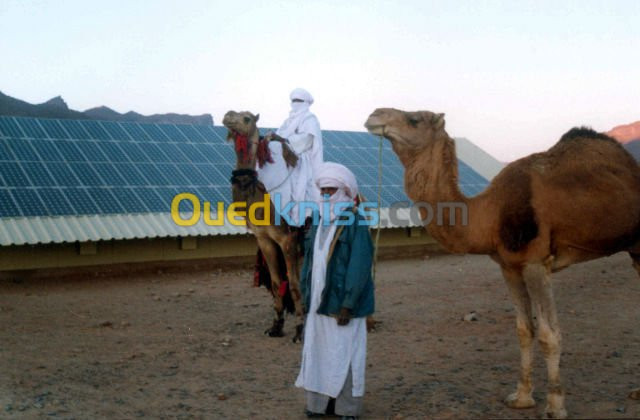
[255,113,260,122]
[431,113,445,130]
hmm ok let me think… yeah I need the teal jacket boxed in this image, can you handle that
[300,211,375,318]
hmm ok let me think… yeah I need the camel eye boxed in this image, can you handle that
[243,116,251,123]
[408,117,420,127]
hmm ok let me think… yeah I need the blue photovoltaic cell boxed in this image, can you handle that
[120,122,151,141]
[192,125,219,142]
[0,117,23,138]
[46,162,81,186]
[6,139,39,161]
[142,143,170,162]
[31,140,64,161]
[156,143,189,162]
[117,142,149,162]
[92,163,128,186]
[97,142,128,162]
[194,144,223,163]
[194,163,225,184]
[0,139,13,160]
[38,187,75,215]
[62,188,99,214]
[216,145,236,162]
[79,120,111,141]
[138,123,170,142]
[87,188,124,214]
[0,162,31,187]
[69,162,105,186]
[136,163,171,186]
[16,118,47,138]
[133,187,166,212]
[155,163,190,186]
[177,143,208,163]
[157,124,188,142]
[111,187,149,213]
[100,121,131,141]
[113,163,148,186]
[176,124,206,142]
[56,140,87,162]
[176,163,208,185]
[75,141,108,161]
[10,189,47,216]
[0,189,21,217]
[58,119,91,140]
[22,162,56,186]
[39,119,70,139]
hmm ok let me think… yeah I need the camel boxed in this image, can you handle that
[222,110,304,342]
[365,108,640,418]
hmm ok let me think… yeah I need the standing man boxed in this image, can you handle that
[296,162,375,420]
[272,88,323,225]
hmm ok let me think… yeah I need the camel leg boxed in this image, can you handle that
[256,236,285,337]
[501,267,536,409]
[628,253,640,399]
[278,231,304,343]
[524,263,567,419]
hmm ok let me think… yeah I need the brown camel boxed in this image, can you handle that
[222,110,304,342]
[365,108,640,418]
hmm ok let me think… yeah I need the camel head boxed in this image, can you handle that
[364,108,446,155]
[222,110,260,138]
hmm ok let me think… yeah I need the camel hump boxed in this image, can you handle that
[558,126,617,144]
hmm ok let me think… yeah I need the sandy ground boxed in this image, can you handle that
[1,252,639,419]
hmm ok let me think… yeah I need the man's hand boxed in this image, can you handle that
[337,307,351,326]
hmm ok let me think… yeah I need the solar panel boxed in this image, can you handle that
[38,188,75,215]
[56,140,87,162]
[22,162,56,186]
[101,121,131,141]
[39,119,70,139]
[32,139,64,161]
[6,139,39,161]
[0,162,31,187]
[10,189,47,216]
[0,116,490,218]
[87,187,124,213]
[62,188,99,214]
[58,120,91,140]
[79,120,111,141]
[16,118,47,138]
[0,117,24,138]
[0,189,21,217]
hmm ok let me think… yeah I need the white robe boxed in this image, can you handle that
[295,221,367,398]
[256,141,293,220]
[276,110,323,225]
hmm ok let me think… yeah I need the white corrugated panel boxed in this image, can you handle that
[0,207,422,247]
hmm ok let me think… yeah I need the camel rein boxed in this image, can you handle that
[372,135,383,283]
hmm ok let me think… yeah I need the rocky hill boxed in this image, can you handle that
[606,120,640,161]
[0,91,213,125]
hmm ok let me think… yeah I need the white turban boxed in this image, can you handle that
[315,162,358,221]
[289,88,314,105]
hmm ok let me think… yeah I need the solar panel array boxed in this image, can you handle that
[0,116,489,218]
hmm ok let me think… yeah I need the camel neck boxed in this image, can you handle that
[399,133,482,253]
[235,130,260,170]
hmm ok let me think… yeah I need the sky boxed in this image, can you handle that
[1,0,639,162]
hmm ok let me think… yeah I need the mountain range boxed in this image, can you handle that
[606,121,640,162]
[0,91,213,125]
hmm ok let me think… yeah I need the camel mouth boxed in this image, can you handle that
[364,117,386,137]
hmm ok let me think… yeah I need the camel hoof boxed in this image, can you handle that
[292,324,304,343]
[264,327,285,337]
[629,388,640,400]
[545,406,568,419]
[504,391,535,409]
